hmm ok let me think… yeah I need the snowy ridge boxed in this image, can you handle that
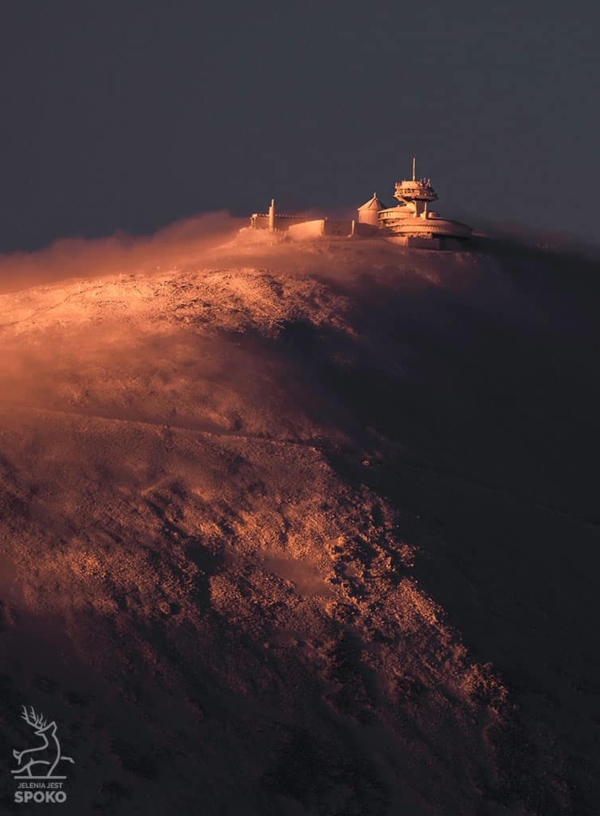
[0,235,599,814]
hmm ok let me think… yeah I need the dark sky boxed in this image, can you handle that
[1,2,599,252]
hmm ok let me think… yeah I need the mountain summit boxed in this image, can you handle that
[0,233,598,814]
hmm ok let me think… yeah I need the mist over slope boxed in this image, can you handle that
[0,228,599,814]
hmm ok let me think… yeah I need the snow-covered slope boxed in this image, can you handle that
[0,234,598,814]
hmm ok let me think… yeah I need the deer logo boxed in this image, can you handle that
[12,706,75,779]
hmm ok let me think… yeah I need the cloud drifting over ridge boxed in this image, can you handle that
[0,211,245,294]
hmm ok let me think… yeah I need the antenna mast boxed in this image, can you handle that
[412,157,416,181]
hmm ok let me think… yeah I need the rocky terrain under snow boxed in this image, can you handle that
[0,231,599,814]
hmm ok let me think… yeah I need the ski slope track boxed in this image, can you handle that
[0,234,599,814]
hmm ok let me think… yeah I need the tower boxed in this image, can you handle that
[393,158,438,219]
[268,199,276,232]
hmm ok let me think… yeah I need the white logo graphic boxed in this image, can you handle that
[12,705,74,780]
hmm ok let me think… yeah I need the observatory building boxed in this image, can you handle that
[248,160,472,249]
[375,158,472,245]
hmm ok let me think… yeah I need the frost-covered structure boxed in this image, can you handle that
[248,159,472,249]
